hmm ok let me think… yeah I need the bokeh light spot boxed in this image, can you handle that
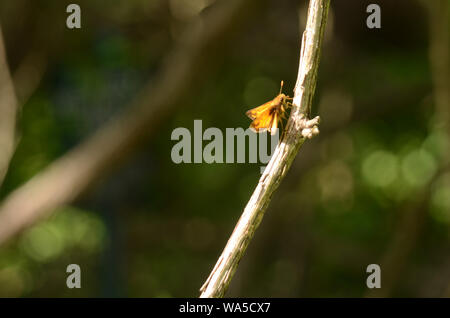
[430,173,450,224]
[20,223,64,263]
[362,150,398,188]
[0,266,30,297]
[318,160,354,202]
[401,149,437,187]
[423,129,449,159]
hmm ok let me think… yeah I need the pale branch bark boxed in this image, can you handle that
[0,25,18,187]
[0,0,259,246]
[199,0,330,298]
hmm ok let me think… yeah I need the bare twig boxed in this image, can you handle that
[0,25,18,187]
[199,0,330,298]
[0,0,259,246]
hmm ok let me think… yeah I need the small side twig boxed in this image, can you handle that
[200,0,330,298]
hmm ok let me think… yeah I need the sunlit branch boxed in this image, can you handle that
[200,0,330,298]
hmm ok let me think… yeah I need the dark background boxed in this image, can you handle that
[0,0,449,297]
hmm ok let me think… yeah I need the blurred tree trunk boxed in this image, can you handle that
[0,0,262,246]
[0,25,17,187]
[366,0,449,297]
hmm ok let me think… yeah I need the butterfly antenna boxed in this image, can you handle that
[279,80,284,94]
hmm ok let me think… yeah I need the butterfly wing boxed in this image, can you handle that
[267,112,279,135]
[249,107,275,132]
[246,100,275,120]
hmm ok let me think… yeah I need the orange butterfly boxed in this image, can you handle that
[246,81,292,135]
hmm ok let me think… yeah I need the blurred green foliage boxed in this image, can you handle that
[0,0,449,297]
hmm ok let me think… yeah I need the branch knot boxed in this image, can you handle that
[296,114,320,139]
